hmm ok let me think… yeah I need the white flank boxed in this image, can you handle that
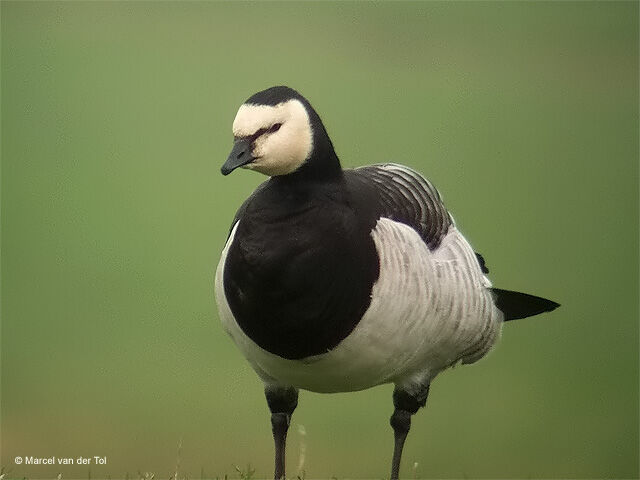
[215,219,503,393]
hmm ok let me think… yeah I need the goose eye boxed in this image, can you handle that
[269,123,282,133]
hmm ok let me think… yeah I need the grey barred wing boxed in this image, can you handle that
[349,163,453,251]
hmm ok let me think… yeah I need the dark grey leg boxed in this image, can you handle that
[265,385,299,480]
[389,383,430,480]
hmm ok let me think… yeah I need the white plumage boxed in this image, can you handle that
[216,207,502,394]
[216,86,558,480]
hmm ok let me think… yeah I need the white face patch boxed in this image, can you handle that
[231,99,313,176]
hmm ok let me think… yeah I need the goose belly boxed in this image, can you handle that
[215,219,503,393]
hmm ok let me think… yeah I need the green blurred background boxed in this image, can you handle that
[2,1,638,478]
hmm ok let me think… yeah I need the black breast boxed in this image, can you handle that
[223,177,380,360]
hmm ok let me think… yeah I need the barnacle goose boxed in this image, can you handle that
[215,86,559,479]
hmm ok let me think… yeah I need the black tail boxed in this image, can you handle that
[490,288,560,321]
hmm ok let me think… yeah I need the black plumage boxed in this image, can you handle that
[224,161,476,359]
[491,288,560,321]
[216,85,560,480]
[223,175,379,360]
[345,164,453,250]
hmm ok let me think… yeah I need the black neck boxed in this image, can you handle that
[278,104,343,184]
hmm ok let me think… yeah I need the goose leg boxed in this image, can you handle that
[389,383,430,480]
[265,385,299,480]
